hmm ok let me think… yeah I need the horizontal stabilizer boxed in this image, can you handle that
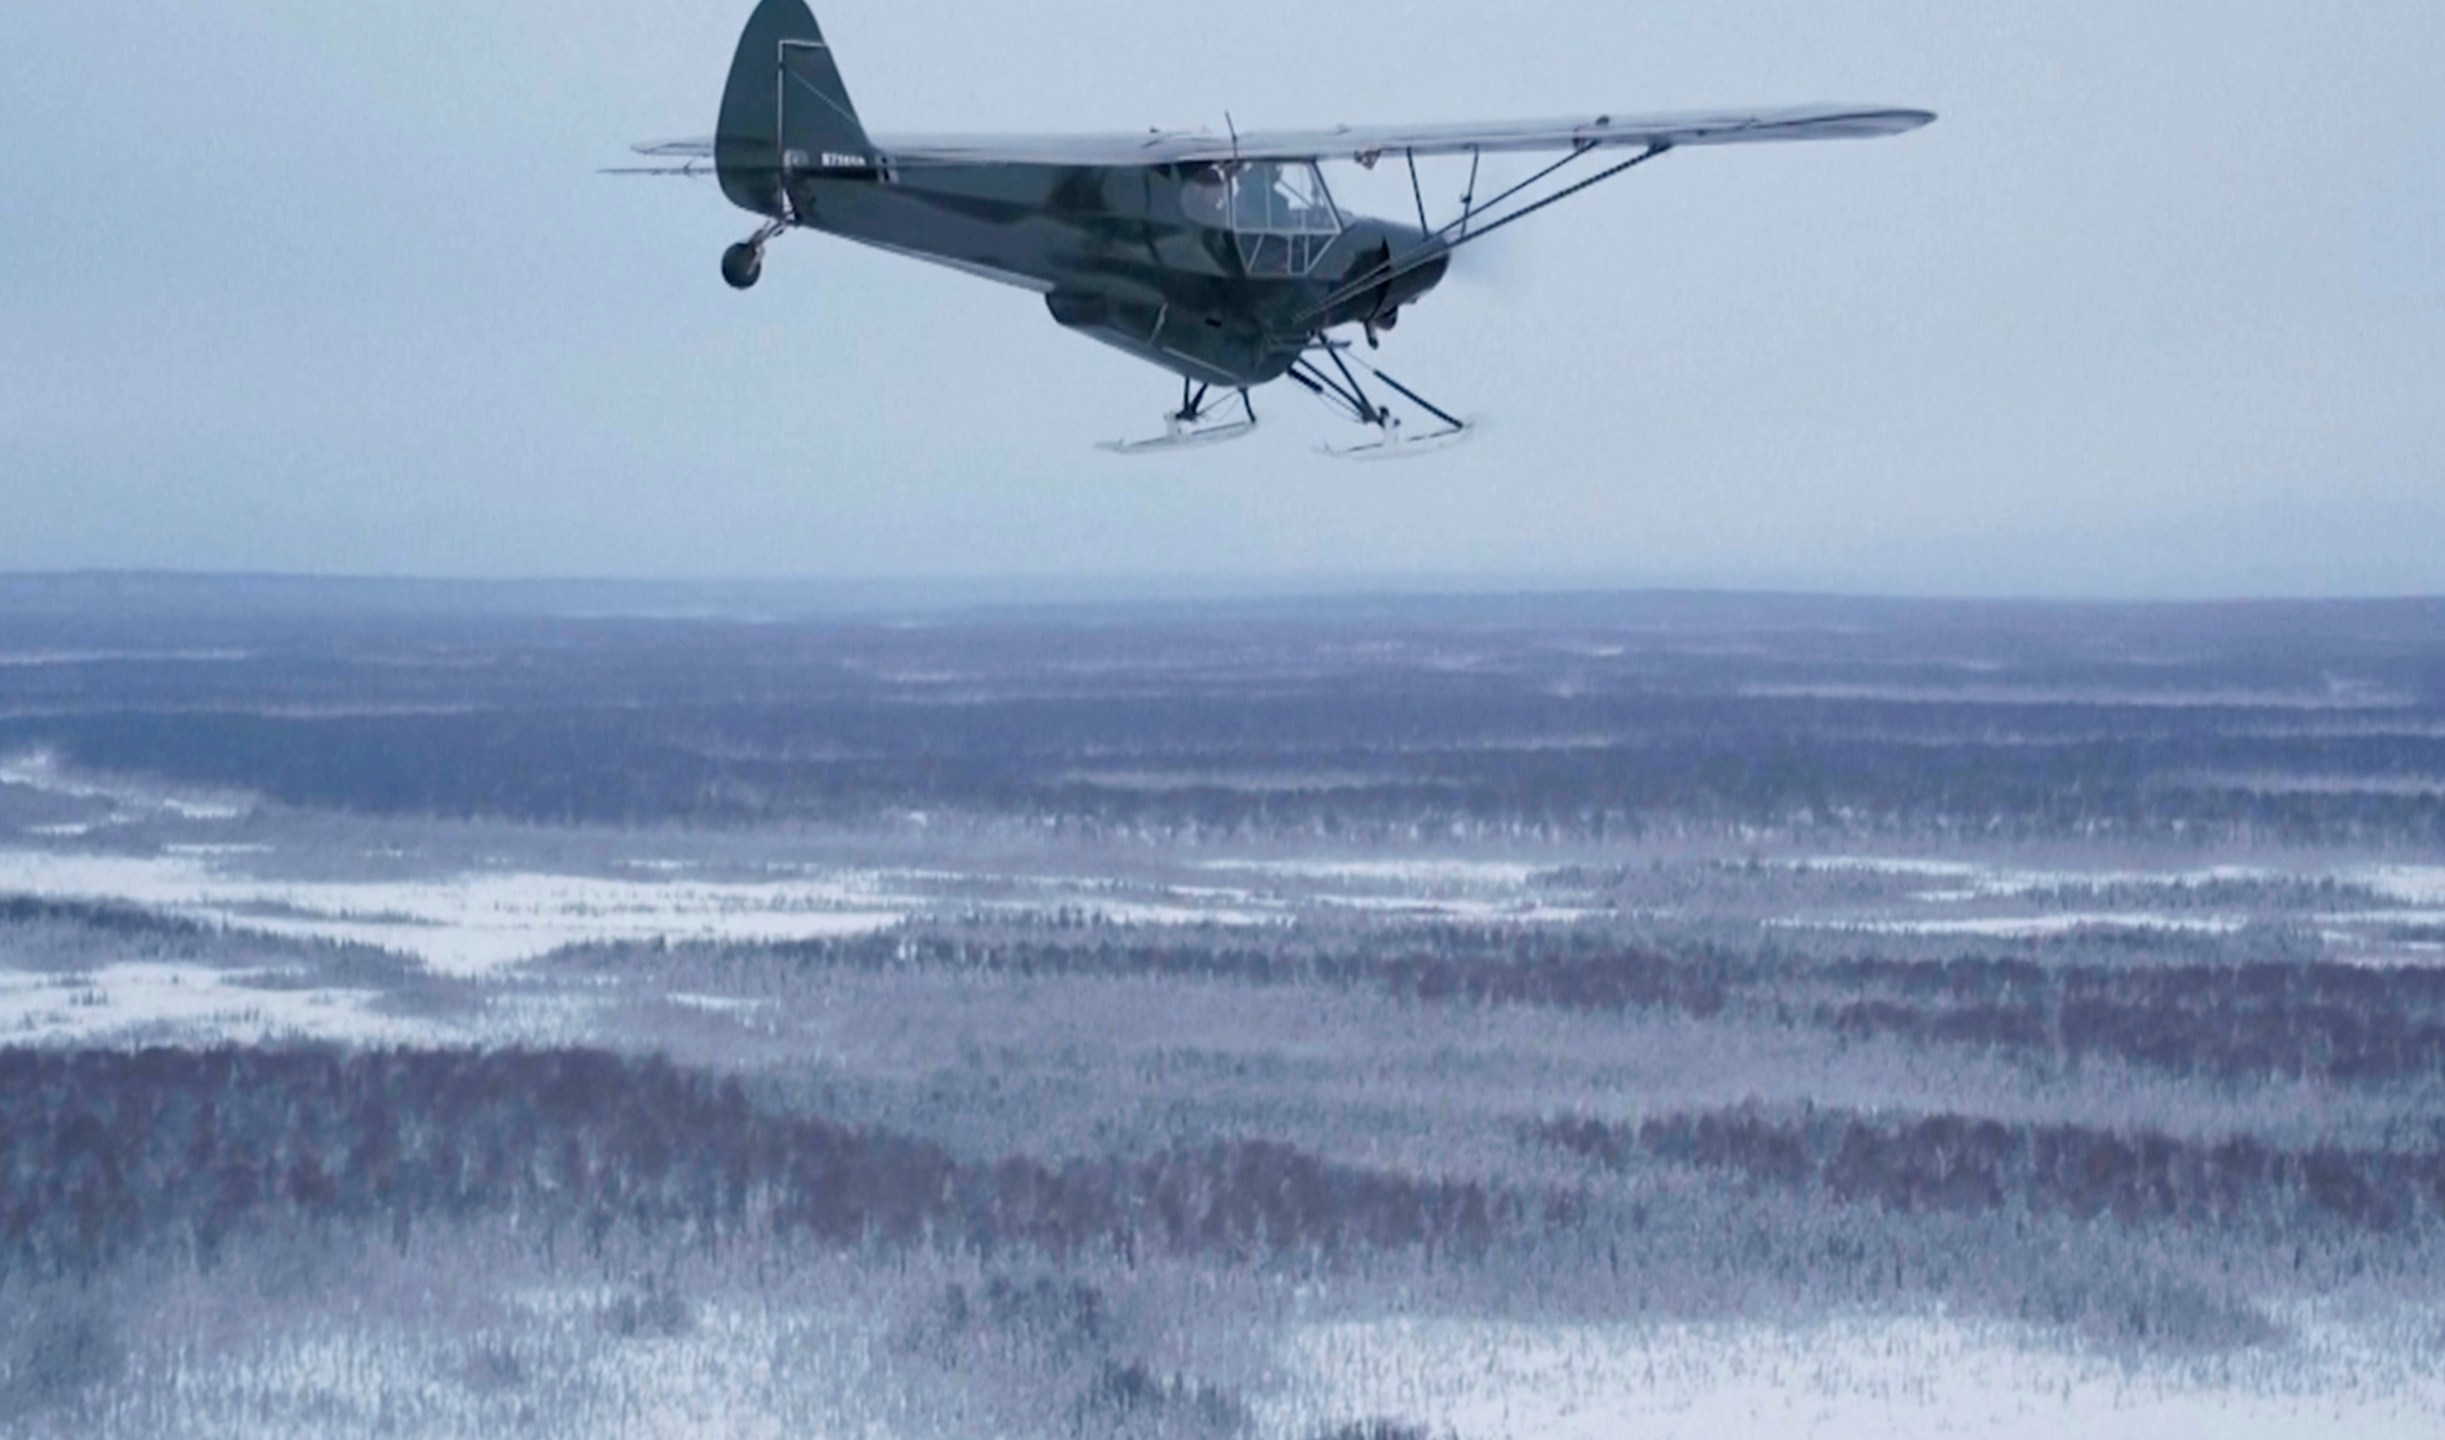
[630,138,715,159]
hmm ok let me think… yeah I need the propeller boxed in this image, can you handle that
[1442,221,1532,297]
[1341,226,1522,342]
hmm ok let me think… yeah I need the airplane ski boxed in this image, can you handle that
[1101,386,1259,457]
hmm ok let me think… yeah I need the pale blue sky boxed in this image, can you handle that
[3,1,2439,595]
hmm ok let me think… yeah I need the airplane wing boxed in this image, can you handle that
[624,105,1930,172]
[868,104,1933,169]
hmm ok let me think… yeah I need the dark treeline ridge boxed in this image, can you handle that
[0,895,433,985]
[5,592,2442,843]
[717,926,1735,1017]
[0,897,210,940]
[1822,953,2445,1083]
[625,925,2445,1084]
[0,1048,1528,1278]
[1545,1107,2445,1234]
[10,704,2445,844]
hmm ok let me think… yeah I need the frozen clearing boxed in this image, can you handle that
[1799,857,2290,896]
[0,963,429,1046]
[1306,893,1596,923]
[1203,858,1548,887]
[1735,684,2411,711]
[1271,1313,2445,1440]
[1,749,253,823]
[146,1301,873,1440]
[1782,857,2445,953]
[2362,866,2445,907]
[1796,857,1988,880]
[0,849,915,975]
[1782,913,2253,939]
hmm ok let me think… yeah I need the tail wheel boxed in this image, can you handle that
[721,242,764,291]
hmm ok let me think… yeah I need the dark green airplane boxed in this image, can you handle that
[620,0,1933,455]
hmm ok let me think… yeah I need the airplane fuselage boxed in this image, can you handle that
[775,160,1448,389]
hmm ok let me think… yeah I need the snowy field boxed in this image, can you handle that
[9,789,2445,1048]
[1271,1310,2445,1440]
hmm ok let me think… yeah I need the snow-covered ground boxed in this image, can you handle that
[0,750,251,823]
[1778,913,2256,939]
[11,738,2445,1053]
[0,963,423,1046]
[1782,856,2445,961]
[1204,858,1551,888]
[0,849,917,976]
[7,837,2445,984]
[1269,1311,2445,1440]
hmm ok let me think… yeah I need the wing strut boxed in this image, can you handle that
[1300,141,1674,329]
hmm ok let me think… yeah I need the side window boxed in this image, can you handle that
[1181,161,1343,275]
[1236,169,1277,233]
[1182,166,1235,229]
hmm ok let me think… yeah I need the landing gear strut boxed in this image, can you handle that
[1288,338,1471,460]
[1100,381,1260,455]
[722,218,788,292]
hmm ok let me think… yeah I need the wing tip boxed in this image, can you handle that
[1846,106,1939,135]
[1767,105,1938,140]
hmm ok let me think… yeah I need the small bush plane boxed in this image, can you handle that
[618,0,1933,455]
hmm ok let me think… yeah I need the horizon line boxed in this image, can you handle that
[0,567,2440,612]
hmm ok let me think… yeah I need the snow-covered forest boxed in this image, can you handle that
[4,581,2443,1437]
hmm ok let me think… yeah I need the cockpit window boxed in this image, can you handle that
[1181,161,1344,275]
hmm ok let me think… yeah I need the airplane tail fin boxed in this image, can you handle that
[715,0,877,216]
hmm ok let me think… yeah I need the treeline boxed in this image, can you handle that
[0,1048,1523,1278]
[8,689,2445,842]
[1824,953,2445,1083]
[1545,1107,2445,1234]
[847,927,1728,1016]
[603,924,2445,1086]
[0,895,428,982]
[0,897,210,941]
[579,925,1741,1021]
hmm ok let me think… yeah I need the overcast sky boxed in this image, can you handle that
[3,1,2439,596]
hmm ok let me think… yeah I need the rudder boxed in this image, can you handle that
[715,0,876,216]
